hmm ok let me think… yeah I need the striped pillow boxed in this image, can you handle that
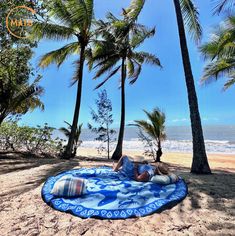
[50,175,85,197]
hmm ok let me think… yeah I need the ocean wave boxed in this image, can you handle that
[80,139,235,154]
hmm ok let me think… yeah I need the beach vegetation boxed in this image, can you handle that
[88,89,116,159]
[0,45,44,126]
[0,121,63,155]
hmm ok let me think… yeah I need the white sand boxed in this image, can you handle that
[0,151,234,235]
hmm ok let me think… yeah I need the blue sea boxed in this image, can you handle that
[54,125,235,154]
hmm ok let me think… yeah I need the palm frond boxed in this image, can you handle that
[10,81,44,114]
[65,0,93,32]
[49,0,75,27]
[180,0,202,43]
[127,59,135,77]
[129,61,141,84]
[84,0,94,28]
[134,120,156,140]
[94,65,121,90]
[213,0,235,14]
[125,0,146,21]
[59,127,70,137]
[201,18,235,60]
[133,52,162,67]
[223,77,235,90]
[130,27,155,48]
[93,57,120,80]
[201,58,235,84]
[39,42,79,68]
[31,21,74,41]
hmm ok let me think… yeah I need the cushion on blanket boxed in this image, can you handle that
[50,176,85,197]
[151,173,178,185]
[42,167,187,219]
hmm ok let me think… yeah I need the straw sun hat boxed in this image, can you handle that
[153,162,169,175]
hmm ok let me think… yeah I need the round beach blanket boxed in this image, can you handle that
[41,166,187,219]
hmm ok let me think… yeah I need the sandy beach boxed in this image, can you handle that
[0,150,234,236]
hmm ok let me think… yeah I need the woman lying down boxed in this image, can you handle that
[113,155,179,183]
[50,155,179,198]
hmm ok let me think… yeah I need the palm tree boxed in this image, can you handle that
[0,72,44,125]
[59,121,83,157]
[133,108,166,162]
[171,0,211,174]
[200,16,235,90]
[90,0,161,160]
[32,0,94,159]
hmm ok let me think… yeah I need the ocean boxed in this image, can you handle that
[55,125,235,154]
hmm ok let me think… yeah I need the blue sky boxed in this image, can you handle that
[20,0,235,128]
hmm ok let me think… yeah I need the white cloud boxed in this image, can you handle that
[172,118,188,123]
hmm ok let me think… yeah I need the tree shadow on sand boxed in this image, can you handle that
[0,152,81,200]
[166,164,235,232]
[0,152,234,230]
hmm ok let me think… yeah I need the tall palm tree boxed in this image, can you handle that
[172,0,211,173]
[90,0,161,160]
[133,108,166,162]
[200,16,235,90]
[32,0,94,159]
[59,121,83,157]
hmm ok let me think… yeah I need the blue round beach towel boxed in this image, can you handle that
[41,166,187,219]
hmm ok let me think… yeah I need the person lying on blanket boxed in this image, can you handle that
[113,155,173,182]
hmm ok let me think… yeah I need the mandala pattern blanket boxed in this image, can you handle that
[41,167,187,219]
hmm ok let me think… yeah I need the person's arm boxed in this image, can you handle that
[113,155,125,172]
[134,163,149,182]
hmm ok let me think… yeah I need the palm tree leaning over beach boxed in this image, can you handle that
[200,16,235,90]
[32,0,94,159]
[171,0,211,174]
[90,0,161,160]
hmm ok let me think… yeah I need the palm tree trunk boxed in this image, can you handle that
[173,0,211,174]
[0,108,8,125]
[112,58,126,160]
[0,114,6,126]
[63,44,86,159]
[107,124,110,159]
[156,140,162,162]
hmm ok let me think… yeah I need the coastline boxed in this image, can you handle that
[77,148,235,171]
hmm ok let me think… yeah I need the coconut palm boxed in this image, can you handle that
[171,0,211,174]
[200,16,235,90]
[59,121,83,157]
[133,108,166,162]
[31,0,94,159]
[90,1,161,160]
